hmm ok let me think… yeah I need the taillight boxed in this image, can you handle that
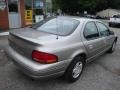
[32,50,58,64]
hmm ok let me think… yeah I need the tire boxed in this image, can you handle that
[64,56,85,82]
[109,23,114,27]
[108,41,116,53]
[109,23,112,27]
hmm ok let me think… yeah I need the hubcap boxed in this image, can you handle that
[72,61,83,79]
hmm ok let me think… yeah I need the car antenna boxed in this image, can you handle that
[56,16,59,39]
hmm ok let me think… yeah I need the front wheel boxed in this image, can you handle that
[109,23,112,27]
[64,56,85,82]
[108,41,116,53]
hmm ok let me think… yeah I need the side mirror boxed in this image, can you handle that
[109,31,114,35]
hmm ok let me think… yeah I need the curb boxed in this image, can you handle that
[0,32,9,36]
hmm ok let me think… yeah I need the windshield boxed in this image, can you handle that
[31,17,80,36]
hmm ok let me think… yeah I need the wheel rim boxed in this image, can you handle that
[112,42,116,51]
[72,61,83,79]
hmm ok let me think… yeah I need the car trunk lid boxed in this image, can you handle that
[8,27,59,60]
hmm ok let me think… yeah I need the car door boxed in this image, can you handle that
[96,22,115,49]
[82,21,106,60]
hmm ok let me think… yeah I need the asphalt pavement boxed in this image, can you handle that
[0,27,120,90]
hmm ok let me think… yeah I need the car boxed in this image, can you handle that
[109,15,120,27]
[85,14,96,19]
[5,16,118,82]
[96,16,103,19]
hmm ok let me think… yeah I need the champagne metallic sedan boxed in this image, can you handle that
[6,16,118,82]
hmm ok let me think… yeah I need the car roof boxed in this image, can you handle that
[56,16,100,22]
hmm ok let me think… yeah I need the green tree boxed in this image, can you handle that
[52,0,60,12]
[52,0,120,14]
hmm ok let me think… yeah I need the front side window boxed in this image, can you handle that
[96,22,110,37]
[32,17,80,36]
[84,22,99,40]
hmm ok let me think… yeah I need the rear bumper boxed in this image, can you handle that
[5,46,72,79]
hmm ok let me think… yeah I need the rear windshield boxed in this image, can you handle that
[31,17,80,36]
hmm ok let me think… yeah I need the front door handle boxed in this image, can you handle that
[88,45,93,49]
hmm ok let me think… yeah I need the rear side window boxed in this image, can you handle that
[96,22,110,37]
[84,22,99,40]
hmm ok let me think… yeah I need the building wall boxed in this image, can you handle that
[0,0,52,30]
[97,9,120,17]
[0,0,9,30]
[0,0,26,30]
[19,0,25,27]
[108,10,120,17]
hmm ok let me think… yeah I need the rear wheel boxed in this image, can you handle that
[64,56,85,82]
